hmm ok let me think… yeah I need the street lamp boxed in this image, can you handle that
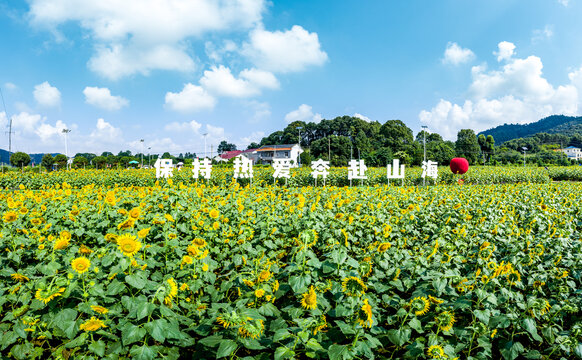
[421,125,428,186]
[522,147,528,167]
[296,126,302,167]
[62,129,71,170]
[203,133,208,159]
[148,147,152,166]
[140,139,144,168]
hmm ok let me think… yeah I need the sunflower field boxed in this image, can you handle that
[0,178,581,359]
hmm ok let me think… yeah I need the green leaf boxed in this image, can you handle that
[387,328,411,347]
[126,273,147,289]
[328,344,348,360]
[306,338,324,351]
[144,319,168,343]
[524,350,542,359]
[130,344,157,360]
[199,335,223,347]
[217,339,238,358]
[275,346,295,360]
[289,274,311,293]
[273,329,291,343]
[432,278,446,295]
[474,309,490,325]
[136,302,156,321]
[500,341,524,360]
[65,333,88,349]
[409,318,424,333]
[122,324,147,346]
[0,331,18,350]
[522,318,542,342]
[88,340,106,357]
[574,343,582,358]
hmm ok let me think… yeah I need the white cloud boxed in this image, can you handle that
[420,43,580,140]
[90,118,123,141]
[200,65,278,98]
[532,25,554,44]
[33,81,61,107]
[244,100,271,123]
[83,86,129,110]
[164,120,203,133]
[205,40,238,62]
[494,41,515,62]
[557,0,569,6]
[165,84,216,112]
[36,119,68,141]
[442,42,475,65]
[243,25,328,73]
[239,131,264,147]
[284,104,322,123]
[12,112,44,133]
[353,113,371,122]
[28,0,265,79]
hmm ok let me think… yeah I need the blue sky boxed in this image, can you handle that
[1,0,582,156]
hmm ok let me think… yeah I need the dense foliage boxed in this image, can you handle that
[479,115,582,144]
[0,180,580,359]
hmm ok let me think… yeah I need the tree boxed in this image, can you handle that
[10,152,31,167]
[73,156,89,168]
[41,154,54,171]
[217,141,237,153]
[478,134,495,163]
[455,129,480,164]
[247,142,260,150]
[310,136,351,166]
[161,152,173,159]
[53,154,68,169]
[380,120,414,153]
[93,156,107,169]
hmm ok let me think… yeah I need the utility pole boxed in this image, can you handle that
[422,125,428,186]
[297,126,302,167]
[148,147,151,166]
[203,133,208,158]
[328,136,331,163]
[0,87,14,155]
[140,139,144,168]
[522,147,527,167]
[62,129,71,170]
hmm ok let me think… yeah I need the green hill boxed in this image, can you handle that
[479,115,582,144]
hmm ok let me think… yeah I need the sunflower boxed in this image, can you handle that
[79,317,107,332]
[192,238,207,248]
[117,218,135,230]
[71,257,91,274]
[35,287,66,304]
[212,221,220,230]
[11,273,30,282]
[427,344,446,359]
[301,286,317,310]
[341,276,367,297]
[435,311,456,331]
[52,237,69,250]
[90,305,109,314]
[312,315,328,335]
[255,289,265,298]
[410,296,430,316]
[217,311,247,329]
[60,230,72,241]
[209,209,220,219]
[137,228,150,239]
[182,255,193,265]
[377,242,392,253]
[79,245,92,255]
[3,211,18,223]
[117,234,141,257]
[30,218,43,226]
[358,299,373,328]
[257,270,271,282]
[238,318,264,339]
[129,207,141,219]
[164,278,179,305]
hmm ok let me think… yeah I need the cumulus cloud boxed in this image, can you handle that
[12,112,45,133]
[353,113,371,122]
[494,41,516,62]
[284,104,322,123]
[36,119,69,141]
[33,82,61,107]
[532,25,554,44]
[164,84,216,112]
[83,86,129,110]
[420,43,580,140]
[164,120,203,133]
[28,0,265,79]
[89,118,123,141]
[442,42,475,65]
[200,65,278,98]
[243,25,328,73]
[239,131,264,147]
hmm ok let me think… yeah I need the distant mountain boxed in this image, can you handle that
[0,149,59,165]
[479,115,582,144]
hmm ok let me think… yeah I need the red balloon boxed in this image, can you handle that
[450,157,469,174]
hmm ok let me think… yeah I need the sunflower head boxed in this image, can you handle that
[410,296,430,316]
[79,317,107,332]
[377,242,392,253]
[71,257,91,274]
[238,318,264,339]
[357,298,373,328]
[427,344,446,359]
[90,305,109,314]
[341,276,367,297]
[435,311,455,332]
[301,286,317,310]
[209,209,220,219]
[117,234,141,257]
[3,211,18,223]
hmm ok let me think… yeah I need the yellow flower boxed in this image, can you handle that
[202,263,209,271]
[427,344,445,359]
[90,305,109,314]
[377,242,392,253]
[209,209,220,219]
[257,270,271,282]
[137,228,151,239]
[180,283,189,291]
[3,211,18,223]
[117,218,135,230]
[35,287,65,304]
[182,255,193,265]
[358,298,373,328]
[341,276,367,297]
[410,296,430,316]
[79,245,92,255]
[71,257,91,274]
[117,234,141,257]
[129,207,141,219]
[164,214,175,222]
[213,221,220,230]
[255,289,265,298]
[491,329,498,338]
[238,318,264,339]
[192,238,207,248]
[435,311,455,331]
[53,238,70,250]
[11,273,30,282]
[301,286,317,310]
[164,278,178,305]
[79,317,107,332]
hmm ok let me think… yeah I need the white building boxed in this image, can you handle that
[255,144,303,167]
[561,146,582,160]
